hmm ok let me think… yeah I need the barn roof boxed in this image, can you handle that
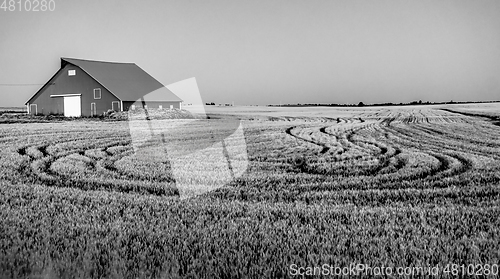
[25,58,182,104]
[61,58,182,102]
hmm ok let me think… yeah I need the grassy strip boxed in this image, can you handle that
[1,182,499,278]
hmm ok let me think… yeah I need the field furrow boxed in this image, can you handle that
[1,106,499,278]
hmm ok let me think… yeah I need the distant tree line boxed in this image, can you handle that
[268,100,500,107]
[205,102,234,106]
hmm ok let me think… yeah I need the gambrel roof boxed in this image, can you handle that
[26,57,182,104]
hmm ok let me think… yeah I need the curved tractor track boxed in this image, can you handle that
[1,108,499,200]
[0,124,178,197]
[273,108,500,189]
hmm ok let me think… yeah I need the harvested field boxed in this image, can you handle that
[1,105,499,278]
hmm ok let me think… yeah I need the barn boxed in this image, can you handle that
[25,57,183,116]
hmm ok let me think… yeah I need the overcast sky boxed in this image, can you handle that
[1,0,499,106]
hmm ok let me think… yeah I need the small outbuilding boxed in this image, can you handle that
[25,57,183,116]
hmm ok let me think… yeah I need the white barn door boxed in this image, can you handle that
[90,103,96,116]
[64,96,81,117]
[112,101,120,111]
[29,104,37,115]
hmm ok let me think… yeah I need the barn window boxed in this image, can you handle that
[68,70,76,76]
[94,88,101,99]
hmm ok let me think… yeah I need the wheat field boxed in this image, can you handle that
[0,104,499,278]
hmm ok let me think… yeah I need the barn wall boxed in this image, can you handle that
[124,101,181,111]
[27,64,120,116]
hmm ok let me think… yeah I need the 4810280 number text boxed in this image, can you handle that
[1,0,55,11]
